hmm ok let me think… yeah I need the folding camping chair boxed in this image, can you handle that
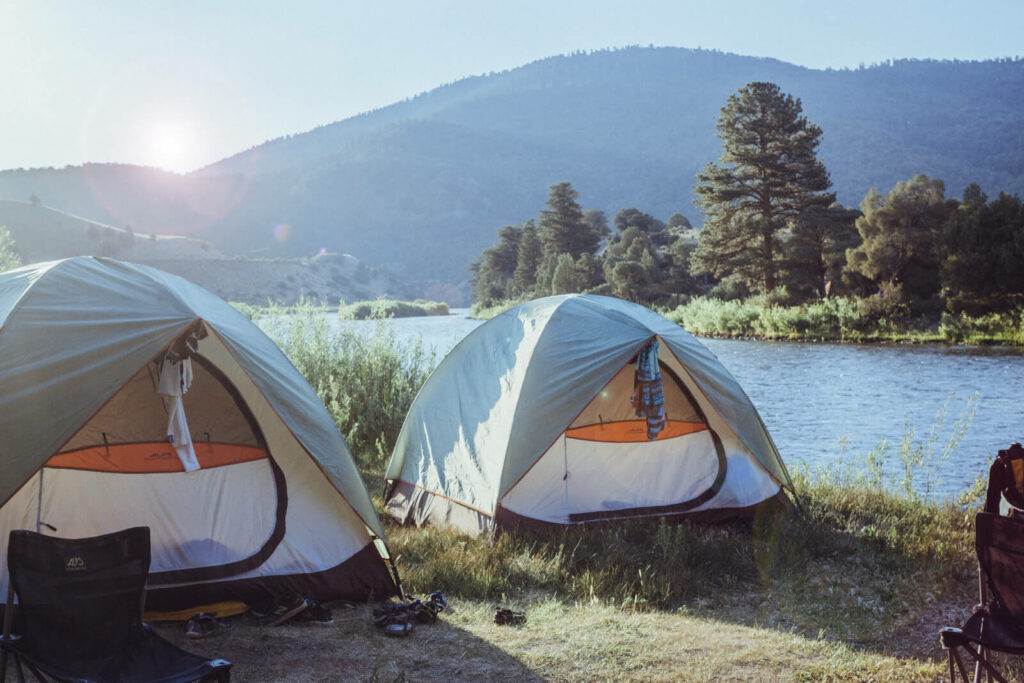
[0,526,230,683]
[940,443,1024,683]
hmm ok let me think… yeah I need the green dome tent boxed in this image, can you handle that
[0,257,396,613]
[385,294,793,534]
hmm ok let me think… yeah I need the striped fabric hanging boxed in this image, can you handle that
[631,338,666,440]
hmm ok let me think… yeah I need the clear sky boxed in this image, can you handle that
[3,0,1021,173]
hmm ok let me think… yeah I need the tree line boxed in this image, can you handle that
[471,81,1024,322]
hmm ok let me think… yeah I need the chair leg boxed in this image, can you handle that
[13,656,26,683]
[960,642,1008,683]
[1,582,13,683]
[948,647,970,683]
[974,644,986,683]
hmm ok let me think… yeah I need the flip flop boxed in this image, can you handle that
[383,620,414,637]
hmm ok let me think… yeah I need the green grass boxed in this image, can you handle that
[385,480,977,636]
[368,474,980,680]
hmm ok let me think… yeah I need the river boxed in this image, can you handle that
[324,309,1024,499]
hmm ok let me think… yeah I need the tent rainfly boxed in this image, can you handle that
[0,257,397,613]
[385,294,794,534]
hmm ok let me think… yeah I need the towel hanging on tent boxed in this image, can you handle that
[157,356,200,472]
[631,338,666,440]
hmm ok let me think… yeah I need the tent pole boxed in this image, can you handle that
[791,490,804,515]
[388,557,406,600]
[34,470,43,534]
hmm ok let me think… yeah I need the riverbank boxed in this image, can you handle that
[232,298,450,321]
[338,299,450,320]
[666,297,1024,345]
[471,296,1024,346]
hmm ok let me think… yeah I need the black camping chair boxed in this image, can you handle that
[940,443,1024,683]
[0,527,230,683]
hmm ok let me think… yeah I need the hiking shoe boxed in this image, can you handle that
[297,599,334,625]
[252,595,310,626]
[185,612,230,639]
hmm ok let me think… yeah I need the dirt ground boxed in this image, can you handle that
[1,595,970,682]
[143,598,957,682]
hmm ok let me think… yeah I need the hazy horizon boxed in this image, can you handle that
[4,0,1023,174]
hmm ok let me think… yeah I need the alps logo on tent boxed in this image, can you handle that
[65,555,87,571]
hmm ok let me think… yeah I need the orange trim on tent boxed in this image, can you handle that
[45,442,268,473]
[565,420,708,443]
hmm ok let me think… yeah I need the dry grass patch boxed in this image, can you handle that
[142,599,948,682]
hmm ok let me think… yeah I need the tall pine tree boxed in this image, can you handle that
[692,82,834,293]
[538,181,596,258]
[513,220,542,294]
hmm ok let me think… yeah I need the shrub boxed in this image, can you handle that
[257,301,436,483]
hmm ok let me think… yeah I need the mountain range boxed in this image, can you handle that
[1,47,1021,291]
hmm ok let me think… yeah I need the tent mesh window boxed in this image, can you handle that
[566,360,706,443]
[49,356,266,473]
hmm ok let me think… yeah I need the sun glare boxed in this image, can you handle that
[145,120,197,173]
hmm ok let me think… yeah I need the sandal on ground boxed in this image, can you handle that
[373,606,415,636]
[382,620,414,637]
[494,607,526,626]
[184,612,231,639]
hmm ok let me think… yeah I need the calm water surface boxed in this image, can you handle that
[334,310,1024,498]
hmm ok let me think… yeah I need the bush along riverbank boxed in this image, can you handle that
[338,298,450,320]
[232,297,449,321]
[664,296,1024,344]
[254,311,999,680]
[472,295,1024,345]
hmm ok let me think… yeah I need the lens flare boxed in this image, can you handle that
[273,224,290,243]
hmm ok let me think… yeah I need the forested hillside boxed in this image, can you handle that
[0,47,1020,286]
